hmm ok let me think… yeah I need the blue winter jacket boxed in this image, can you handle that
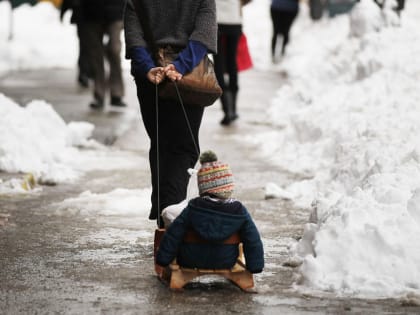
[271,0,299,11]
[156,197,264,273]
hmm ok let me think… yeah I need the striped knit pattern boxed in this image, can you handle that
[198,161,234,199]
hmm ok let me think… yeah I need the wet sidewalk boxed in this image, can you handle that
[1,68,418,314]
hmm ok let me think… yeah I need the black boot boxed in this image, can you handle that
[111,96,127,107]
[220,90,234,126]
[77,72,90,88]
[89,95,104,110]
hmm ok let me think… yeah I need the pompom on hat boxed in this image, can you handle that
[197,151,234,199]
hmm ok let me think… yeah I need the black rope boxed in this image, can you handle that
[155,82,161,228]
[173,82,200,157]
[155,80,200,228]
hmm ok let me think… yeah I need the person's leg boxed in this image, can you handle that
[395,0,405,16]
[225,32,240,94]
[280,10,299,56]
[271,8,282,61]
[270,8,279,59]
[76,21,91,88]
[398,0,405,10]
[105,20,125,106]
[85,21,106,108]
[224,30,241,121]
[135,78,160,222]
[213,31,231,124]
[219,90,233,125]
[158,100,204,213]
[214,31,226,92]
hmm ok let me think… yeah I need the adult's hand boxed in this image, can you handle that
[164,64,183,82]
[147,67,165,84]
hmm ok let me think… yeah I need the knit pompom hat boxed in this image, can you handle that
[197,151,234,199]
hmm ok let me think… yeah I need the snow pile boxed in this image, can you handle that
[264,182,294,200]
[0,94,145,184]
[0,2,77,75]
[55,188,151,217]
[0,1,129,75]
[0,93,95,183]
[350,0,400,37]
[252,0,420,297]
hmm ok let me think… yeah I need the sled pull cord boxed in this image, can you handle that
[173,81,200,157]
[155,81,161,228]
[155,81,200,227]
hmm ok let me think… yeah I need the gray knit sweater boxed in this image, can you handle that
[124,0,217,58]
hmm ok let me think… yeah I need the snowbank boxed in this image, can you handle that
[0,2,77,74]
[251,0,420,297]
[0,94,144,185]
[0,93,90,183]
[0,1,129,75]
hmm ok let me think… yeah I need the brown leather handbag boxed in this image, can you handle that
[132,0,222,107]
[155,46,222,107]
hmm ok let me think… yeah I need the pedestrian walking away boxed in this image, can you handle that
[214,0,251,126]
[156,151,264,274]
[270,0,299,62]
[124,0,217,227]
[60,0,91,88]
[82,0,126,109]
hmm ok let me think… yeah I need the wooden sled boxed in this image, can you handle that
[153,228,255,291]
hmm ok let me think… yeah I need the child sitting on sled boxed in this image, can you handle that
[156,151,264,273]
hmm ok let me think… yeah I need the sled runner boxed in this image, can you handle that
[153,229,255,291]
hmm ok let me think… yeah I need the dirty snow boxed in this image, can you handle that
[0,175,41,195]
[55,188,151,217]
[0,2,77,74]
[0,1,128,75]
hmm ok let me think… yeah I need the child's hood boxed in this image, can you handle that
[187,198,249,242]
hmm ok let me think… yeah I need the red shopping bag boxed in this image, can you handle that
[236,33,253,72]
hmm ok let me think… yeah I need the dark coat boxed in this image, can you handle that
[156,197,264,273]
[271,0,299,12]
[82,0,124,24]
[60,0,83,24]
